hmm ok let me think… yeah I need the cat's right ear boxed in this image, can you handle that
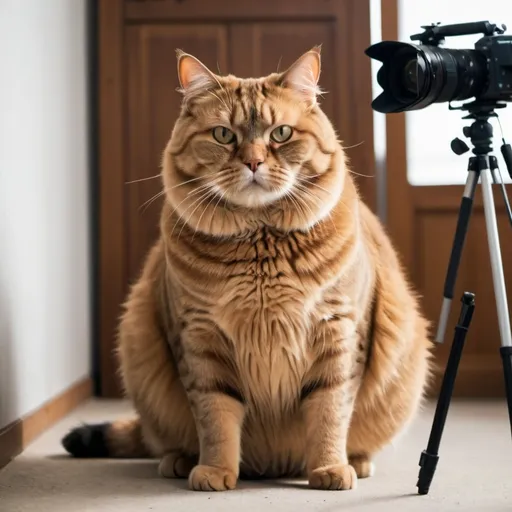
[278,46,322,106]
[176,49,218,96]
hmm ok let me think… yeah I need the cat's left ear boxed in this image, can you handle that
[176,49,218,96]
[279,46,322,105]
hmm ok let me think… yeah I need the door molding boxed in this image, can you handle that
[97,0,127,397]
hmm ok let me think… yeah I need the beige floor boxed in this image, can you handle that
[0,398,511,512]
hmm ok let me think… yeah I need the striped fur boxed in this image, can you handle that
[62,47,433,491]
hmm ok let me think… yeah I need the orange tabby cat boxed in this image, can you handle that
[62,47,433,491]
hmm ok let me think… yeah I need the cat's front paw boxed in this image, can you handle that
[188,464,237,491]
[309,464,357,490]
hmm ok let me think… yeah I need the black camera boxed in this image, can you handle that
[365,20,512,114]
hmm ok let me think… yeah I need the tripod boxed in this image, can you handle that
[416,101,512,495]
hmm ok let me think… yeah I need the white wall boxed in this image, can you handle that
[0,1,91,429]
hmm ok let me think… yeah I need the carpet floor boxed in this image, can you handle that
[1,398,511,511]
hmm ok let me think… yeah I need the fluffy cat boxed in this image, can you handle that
[62,47,433,492]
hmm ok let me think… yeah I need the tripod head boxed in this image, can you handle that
[449,100,512,179]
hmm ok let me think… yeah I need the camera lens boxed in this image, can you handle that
[387,47,427,103]
[403,58,419,93]
[365,40,489,113]
[415,47,487,107]
[402,57,427,94]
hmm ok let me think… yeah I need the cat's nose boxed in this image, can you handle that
[244,159,264,173]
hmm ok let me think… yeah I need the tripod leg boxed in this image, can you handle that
[436,166,479,343]
[480,169,512,438]
[501,347,512,436]
[417,292,475,496]
[490,156,512,228]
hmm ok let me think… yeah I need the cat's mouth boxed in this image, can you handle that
[243,177,286,198]
[245,166,289,193]
[213,164,294,208]
[235,168,274,194]
[247,177,269,190]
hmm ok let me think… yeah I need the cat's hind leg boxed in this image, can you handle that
[348,454,375,478]
[158,451,198,478]
[115,242,200,476]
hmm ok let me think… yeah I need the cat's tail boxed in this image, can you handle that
[61,417,150,458]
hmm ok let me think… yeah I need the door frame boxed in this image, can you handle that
[96,0,378,397]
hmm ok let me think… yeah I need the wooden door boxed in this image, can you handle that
[381,0,512,397]
[97,0,377,397]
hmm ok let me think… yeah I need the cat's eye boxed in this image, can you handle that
[212,126,236,144]
[270,125,293,143]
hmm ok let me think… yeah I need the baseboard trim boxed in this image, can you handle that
[0,376,92,470]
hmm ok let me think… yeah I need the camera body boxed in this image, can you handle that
[366,20,512,114]
[473,34,512,101]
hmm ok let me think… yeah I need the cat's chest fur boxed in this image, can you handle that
[213,230,317,343]
[210,229,327,410]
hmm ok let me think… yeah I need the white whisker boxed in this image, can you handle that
[167,176,226,238]
[164,184,209,224]
[348,168,375,178]
[144,175,208,213]
[290,188,316,220]
[179,189,216,241]
[340,141,365,151]
[170,187,214,241]
[139,190,166,212]
[162,181,215,220]
[175,173,232,241]
[297,177,331,195]
[294,183,339,234]
[166,181,214,221]
[209,190,227,232]
[192,190,222,241]
[285,190,306,225]
[168,175,206,190]
[126,173,161,184]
